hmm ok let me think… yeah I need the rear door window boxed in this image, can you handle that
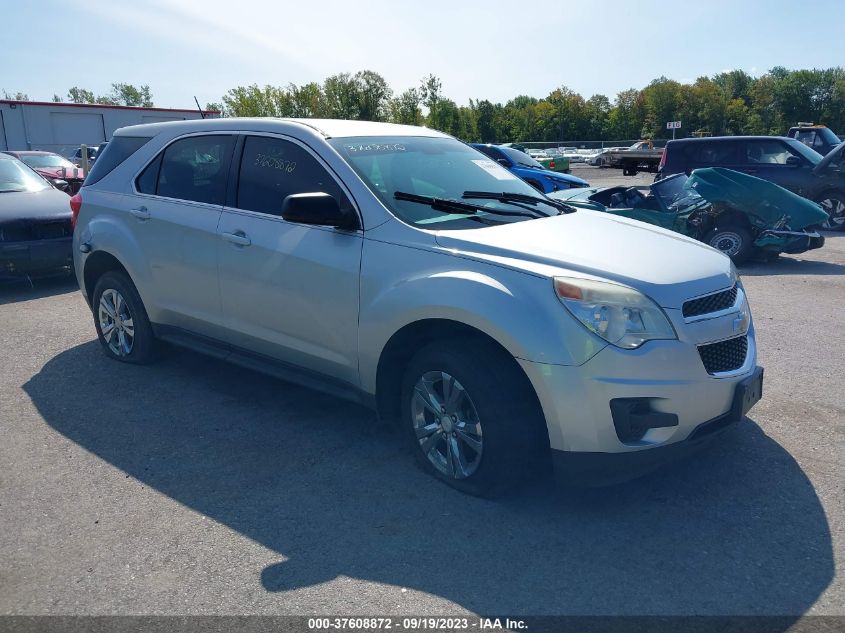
[685,142,738,166]
[143,135,235,205]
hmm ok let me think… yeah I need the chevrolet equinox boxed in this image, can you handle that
[71,119,763,496]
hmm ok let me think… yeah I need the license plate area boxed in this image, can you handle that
[732,366,764,419]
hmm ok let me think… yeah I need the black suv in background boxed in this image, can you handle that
[658,136,845,230]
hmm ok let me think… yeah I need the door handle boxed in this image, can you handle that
[129,206,150,221]
[221,231,251,246]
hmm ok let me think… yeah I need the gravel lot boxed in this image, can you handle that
[1,178,843,618]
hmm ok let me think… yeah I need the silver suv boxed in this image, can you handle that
[71,119,763,496]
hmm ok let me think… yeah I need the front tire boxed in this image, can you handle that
[704,225,754,264]
[92,271,157,364]
[401,339,547,498]
[816,191,845,231]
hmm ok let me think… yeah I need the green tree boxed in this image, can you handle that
[67,87,96,103]
[323,73,360,119]
[419,74,442,126]
[606,88,644,140]
[3,90,30,100]
[389,88,422,125]
[222,84,278,116]
[641,77,685,139]
[104,83,154,107]
[205,102,224,116]
[354,70,392,121]
[473,99,498,142]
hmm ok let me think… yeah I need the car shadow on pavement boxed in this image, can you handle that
[25,341,834,618]
[0,274,78,305]
[740,257,845,277]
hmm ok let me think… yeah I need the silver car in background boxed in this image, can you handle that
[71,118,762,496]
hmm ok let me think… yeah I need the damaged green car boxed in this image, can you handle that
[550,167,829,263]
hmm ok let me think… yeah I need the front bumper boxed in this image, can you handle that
[518,302,760,483]
[0,237,73,276]
[754,229,825,254]
[550,366,763,485]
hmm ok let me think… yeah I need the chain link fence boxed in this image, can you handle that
[520,139,668,150]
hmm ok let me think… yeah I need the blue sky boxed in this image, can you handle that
[4,0,845,109]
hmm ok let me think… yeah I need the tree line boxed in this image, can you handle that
[216,67,845,143]
[6,66,845,143]
[4,84,154,107]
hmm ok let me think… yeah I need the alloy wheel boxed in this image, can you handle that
[819,196,845,229]
[98,288,135,356]
[410,371,483,479]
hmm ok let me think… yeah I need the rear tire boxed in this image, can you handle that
[816,191,845,231]
[704,225,754,264]
[401,339,548,498]
[92,271,158,364]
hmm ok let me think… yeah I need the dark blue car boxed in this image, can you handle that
[471,144,589,193]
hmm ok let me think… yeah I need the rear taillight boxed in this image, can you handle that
[549,160,556,169]
[658,148,667,171]
[70,191,82,229]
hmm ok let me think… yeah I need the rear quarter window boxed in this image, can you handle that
[683,142,738,166]
[84,136,152,186]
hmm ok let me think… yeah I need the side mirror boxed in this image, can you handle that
[496,158,510,167]
[53,179,70,193]
[281,192,358,230]
[786,155,802,167]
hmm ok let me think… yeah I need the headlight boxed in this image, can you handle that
[554,277,676,349]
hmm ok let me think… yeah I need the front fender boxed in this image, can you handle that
[357,241,606,394]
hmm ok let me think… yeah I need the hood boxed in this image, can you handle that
[814,140,845,175]
[686,167,828,228]
[434,210,734,308]
[544,169,589,187]
[551,187,602,202]
[0,188,73,223]
[515,165,588,187]
[31,166,85,180]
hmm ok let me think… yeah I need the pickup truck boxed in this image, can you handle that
[605,141,665,175]
[787,123,841,156]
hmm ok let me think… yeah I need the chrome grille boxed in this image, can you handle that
[683,285,738,318]
[698,335,748,374]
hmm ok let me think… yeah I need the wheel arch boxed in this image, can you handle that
[713,209,754,230]
[813,187,845,202]
[374,318,544,434]
[82,250,131,307]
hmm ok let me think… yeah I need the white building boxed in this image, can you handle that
[0,100,220,156]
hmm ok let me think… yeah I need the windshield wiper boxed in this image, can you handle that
[394,191,547,219]
[463,191,575,214]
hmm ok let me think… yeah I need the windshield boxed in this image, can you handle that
[20,154,76,170]
[0,159,50,193]
[652,174,704,211]
[329,136,560,229]
[785,139,822,165]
